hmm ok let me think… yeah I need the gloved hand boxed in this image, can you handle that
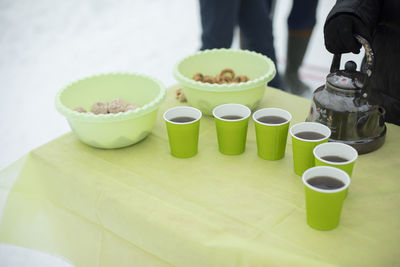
[324,14,371,54]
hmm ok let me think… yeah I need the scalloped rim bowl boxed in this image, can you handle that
[55,73,166,149]
[56,73,166,123]
[174,49,276,91]
[173,49,276,115]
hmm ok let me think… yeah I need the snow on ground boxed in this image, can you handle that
[0,0,203,170]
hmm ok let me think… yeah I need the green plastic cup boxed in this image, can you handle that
[313,142,358,176]
[253,108,292,160]
[302,166,350,230]
[213,103,251,155]
[290,122,331,176]
[314,142,358,198]
[164,106,202,158]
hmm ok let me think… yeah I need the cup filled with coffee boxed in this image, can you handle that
[289,122,331,175]
[212,103,251,155]
[302,166,350,230]
[314,142,358,198]
[253,108,292,160]
[163,106,202,158]
[313,142,358,177]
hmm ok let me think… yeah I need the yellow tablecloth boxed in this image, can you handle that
[1,86,399,266]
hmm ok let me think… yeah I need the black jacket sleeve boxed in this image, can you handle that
[326,0,382,31]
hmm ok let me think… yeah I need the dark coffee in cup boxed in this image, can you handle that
[221,115,243,120]
[170,116,196,123]
[307,176,345,190]
[321,155,349,163]
[295,131,326,140]
[257,115,287,124]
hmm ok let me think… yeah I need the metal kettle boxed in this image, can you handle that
[306,35,386,154]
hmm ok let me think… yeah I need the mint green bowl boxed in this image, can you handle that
[173,49,276,115]
[55,73,166,149]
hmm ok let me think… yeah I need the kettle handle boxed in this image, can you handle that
[330,34,374,79]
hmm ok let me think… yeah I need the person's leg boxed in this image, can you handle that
[284,0,319,95]
[199,0,241,50]
[238,0,281,89]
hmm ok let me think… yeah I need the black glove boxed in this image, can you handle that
[324,14,371,54]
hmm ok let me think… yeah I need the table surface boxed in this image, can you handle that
[1,86,399,267]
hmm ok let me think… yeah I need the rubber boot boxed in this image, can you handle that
[284,30,312,95]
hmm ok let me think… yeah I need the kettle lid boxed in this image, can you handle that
[327,34,374,91]
[327,61,366,90]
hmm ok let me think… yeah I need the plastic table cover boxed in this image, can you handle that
[1,86,399,266]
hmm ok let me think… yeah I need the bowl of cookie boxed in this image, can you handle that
[55,73,166,149]
[173,49,276,115]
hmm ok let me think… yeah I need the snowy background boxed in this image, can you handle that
[1,0,365,265]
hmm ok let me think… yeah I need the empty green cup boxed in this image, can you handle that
[290,122,331,176]
[253,108,292,160]
[213,103,251,155]
[164,106,202,158]
[302,166,350,230]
